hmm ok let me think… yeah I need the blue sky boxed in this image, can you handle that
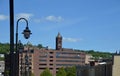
[0,0,120,52]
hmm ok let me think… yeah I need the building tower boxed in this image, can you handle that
[56,32,62,50]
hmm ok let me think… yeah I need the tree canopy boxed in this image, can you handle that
[0,43,10,54]
[65,66,76,76]
[37,44,43,49]
[40,68,52,76]
[85,50,112,59]
[56,67,66,76]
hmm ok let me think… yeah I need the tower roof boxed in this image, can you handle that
[56,32,62,38]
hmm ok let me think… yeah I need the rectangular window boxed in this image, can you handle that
[50,64,53,65]
[50,52,53,54]
[50,56,53,58]
[50,60,53,62]
[50,68,53,70]
[39,64,47,65]
[39,67,46,69]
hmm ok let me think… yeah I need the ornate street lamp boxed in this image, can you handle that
[16,18,32,76]
[16,18,32,45]
[16,17,32,55]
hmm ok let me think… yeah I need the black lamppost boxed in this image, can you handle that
[16,18,32,76]
[9,0,32,75]
[9,0,14,76]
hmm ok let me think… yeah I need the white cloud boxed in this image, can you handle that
[63,37,81,42]
[34,15,64,23]
[0,15,8,21]
[46,15,64,22]
[16,13,33,20]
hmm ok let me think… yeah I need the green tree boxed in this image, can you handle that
[65,66,76,76]
[37,44,43,49]
[56,67,66,76]
[40,68,52,76]
[86,50,112,59]
[0,43,10,54]
[0,57,4,61]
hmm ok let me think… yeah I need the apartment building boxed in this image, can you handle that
[32,33,86,76]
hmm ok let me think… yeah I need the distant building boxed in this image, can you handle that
[32,33,86,76]
[112,52,120,76]
[85,54,94,65]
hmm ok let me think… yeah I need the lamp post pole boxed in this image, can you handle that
[9,0,15,76]
[16,18,32,76]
